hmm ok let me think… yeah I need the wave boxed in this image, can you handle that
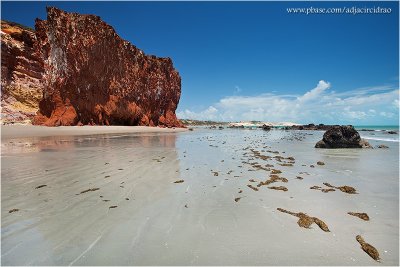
[362,136,399,143]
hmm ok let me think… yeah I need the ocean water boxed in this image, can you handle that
[354,125,399,131]
[1,128,399,265]
[358,128,399,143]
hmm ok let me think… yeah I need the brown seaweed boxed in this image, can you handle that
[257,175,288,187]
[247,184,259,191]
[174,180,184,183]
[268,186,288,192]
[356,235,380,261]
[277,208,330,232]
[323,182,357,194]
[348,212,370,221]
[310,185,335,193]
[271,169,282,174]
[80,188,100,194]
[321,188,335,193]
[9,208,19,213]
[35,185,47,189]
[279,163,293,167]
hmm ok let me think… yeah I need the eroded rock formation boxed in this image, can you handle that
[33,7,183,127]
[1,20,44,123]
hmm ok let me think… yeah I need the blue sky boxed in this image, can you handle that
[2,1,399,125]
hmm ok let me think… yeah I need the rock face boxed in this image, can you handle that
[33,7,183,127]
[1,20,44,123]
[315,125,371,148]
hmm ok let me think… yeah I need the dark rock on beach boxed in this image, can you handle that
[262,124,272,131]
[315,125,371,148]
[377,144,389,149]
[283,123,336,131]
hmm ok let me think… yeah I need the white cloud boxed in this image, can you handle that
[379,111,395,118]
[177,106,219,121]
[177,81,399,124]
[342,110,367,120]
[393,99,399,109]
[297,80,330,102]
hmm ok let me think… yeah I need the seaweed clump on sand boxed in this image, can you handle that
[173,180,184,183]
[323,182,357,194]
[79,188,100,194]
[247,184,259,191]
[348,212,370,221]
[9,208,19,213]
[277,208,330,232]
[356,235,380,261]
[268,186,288,192]
[35,184,47,189]
[310,185,335,193]
[257,174,288,187]
[271,169,282,174]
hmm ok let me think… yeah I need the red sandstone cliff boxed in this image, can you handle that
[1,21,44,123]
[33,7,183,127]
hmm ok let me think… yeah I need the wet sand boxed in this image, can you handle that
[1,125,187,139]
[1,128,398,265]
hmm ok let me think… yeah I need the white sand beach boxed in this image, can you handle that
[1,125,187,139]
[1,127,398,265]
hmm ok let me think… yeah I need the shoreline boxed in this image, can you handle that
[1,125,187,139]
